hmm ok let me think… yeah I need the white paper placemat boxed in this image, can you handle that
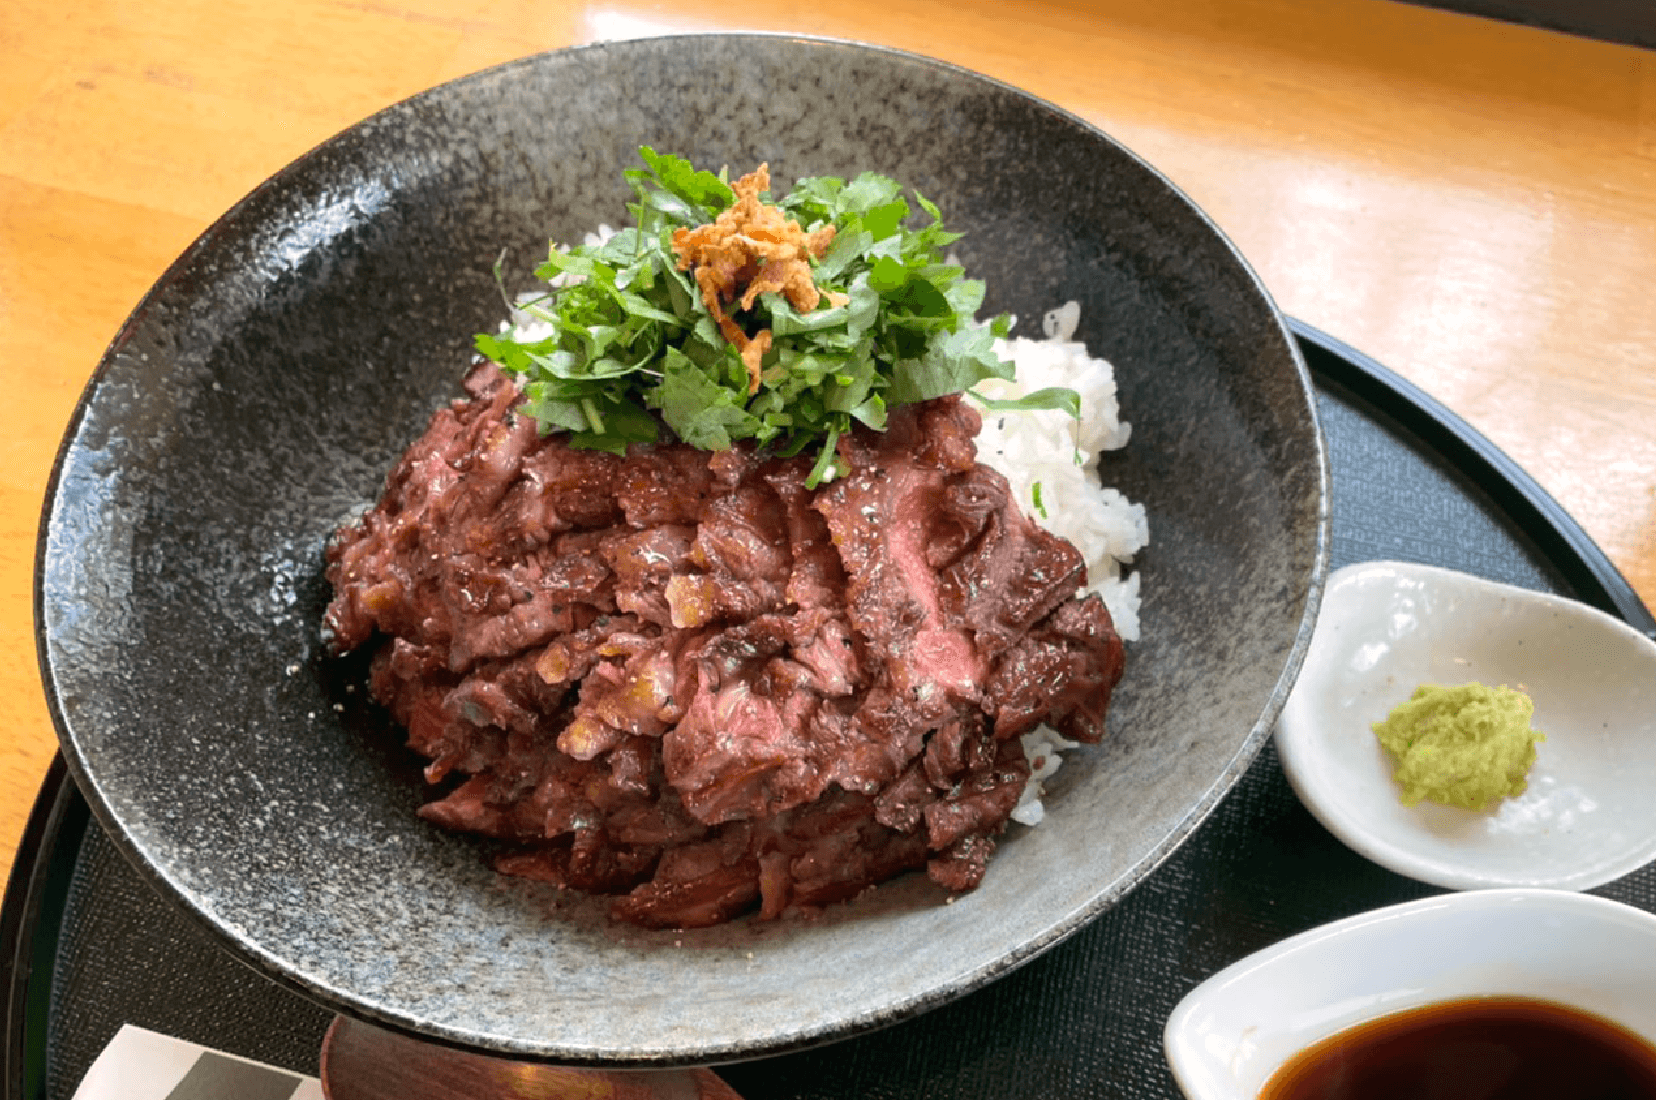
[73,1025,322,1100]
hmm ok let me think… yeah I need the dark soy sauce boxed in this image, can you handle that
[1260,996,1656,1100]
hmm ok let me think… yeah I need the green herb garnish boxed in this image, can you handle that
[476,148,1076,482]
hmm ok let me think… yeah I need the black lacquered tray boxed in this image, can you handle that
[6,323,1655,1100]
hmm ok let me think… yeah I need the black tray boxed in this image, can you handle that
[7,322,1655,1100]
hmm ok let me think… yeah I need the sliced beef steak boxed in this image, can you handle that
[324,365,1126,929]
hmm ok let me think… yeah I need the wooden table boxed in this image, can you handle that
[3,0,1653,884]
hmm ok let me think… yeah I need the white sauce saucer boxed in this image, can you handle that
[1275,560,1656,891]
[1163,889,1656,1100]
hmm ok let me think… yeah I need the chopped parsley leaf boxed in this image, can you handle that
[477,149,1077,485]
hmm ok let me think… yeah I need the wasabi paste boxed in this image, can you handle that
[1372,683,1544,811]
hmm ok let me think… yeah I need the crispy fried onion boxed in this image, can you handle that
[671,164,847,394]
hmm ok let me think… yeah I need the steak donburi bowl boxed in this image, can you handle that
[36,35,1327,1065]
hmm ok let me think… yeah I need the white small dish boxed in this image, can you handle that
[1164,889,1656,1100]
[1276,560,1656,891]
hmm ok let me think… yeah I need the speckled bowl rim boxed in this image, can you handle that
[36,33,1330,1065]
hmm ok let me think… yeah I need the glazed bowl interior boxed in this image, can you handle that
[37,34,1326,1064]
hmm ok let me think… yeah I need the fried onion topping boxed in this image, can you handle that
[671,165,844,393]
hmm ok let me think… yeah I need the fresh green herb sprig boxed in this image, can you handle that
[475,147,1077,483]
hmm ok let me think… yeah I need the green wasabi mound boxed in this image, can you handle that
[1372,683,1545,811]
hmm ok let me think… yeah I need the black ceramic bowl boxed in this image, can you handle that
[37,35,1327,1065]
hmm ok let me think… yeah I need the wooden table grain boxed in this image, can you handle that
[3,0,1653,886]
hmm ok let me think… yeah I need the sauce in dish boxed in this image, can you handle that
[1261,996,1656,1100]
